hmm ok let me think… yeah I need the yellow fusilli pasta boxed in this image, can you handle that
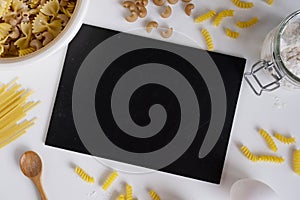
[149,190,161,200]
[293,149,300,175]
[259,129,278,152]
[258,155,284,163]
[265,0,274,5]
[117,194,125,200]
[74,166,95,183]
[274,133,296,144]
[213,10,234,27]
[194,10,216,23]
[236,17,259,28]
[240,145,258,162]
[225,28,240,39]
[126,184,133,200]
[231,0,254,9]
[102,171,119,191]
[19,47,35,56]
[201,29,214,51]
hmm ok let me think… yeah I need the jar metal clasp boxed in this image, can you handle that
[244,60,284,95]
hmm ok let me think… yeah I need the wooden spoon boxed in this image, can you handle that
[20,151,48,200]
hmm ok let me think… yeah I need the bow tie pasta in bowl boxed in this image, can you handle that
[0,0,89,66]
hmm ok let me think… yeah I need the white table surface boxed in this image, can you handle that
[1,0,300,199]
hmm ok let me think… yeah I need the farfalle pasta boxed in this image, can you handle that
[0,0,77,58]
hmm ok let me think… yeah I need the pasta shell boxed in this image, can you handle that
[0,23,12,40]
[40,0,60,17]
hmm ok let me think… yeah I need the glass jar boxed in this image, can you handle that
[244,10,300,95]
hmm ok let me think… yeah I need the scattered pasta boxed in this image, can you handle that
[240,145,258,162]
[259,129,278,152]
[0,78,38,149]
[194,10,216,23]
[213,10,234,27]
[258,155,284,163]
[236,17,259,28]
[201,28,214,51]
[273,133,296,144]
[225,28,240,39]
[102,171,119,191]
[126,184,133,200]
[265,0,274,5]
[293,149,300,175]
[231,0,254,9]
[74,166,95,184]
[0,0,77,58]
[149,190,161,200]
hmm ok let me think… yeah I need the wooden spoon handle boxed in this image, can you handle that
[33,178,48,200]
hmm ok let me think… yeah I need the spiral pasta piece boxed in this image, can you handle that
[258,155,284,163]
[273,133,296,144]
[19,47,35,57]
[240,145,258,162]
[265,0,274,5]
[213,10,235,27]
[74,166,95,183]
[126,184,133,200]
[201,29,214,51]
[194,10,216,23]
[117,194,125,200]
[236,17,258,28]
[293,149,300,175]
[259,129,278,152]
[225,28,240,39]
[149,190,161,200]
[102,171,119,191]
[231,0,254,8]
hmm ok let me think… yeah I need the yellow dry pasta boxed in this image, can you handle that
[74,166,95,183]
[19,47,35,56]
[194,10,216,23]
[1,0,76,58]
[259,129,278,152]
[231,0,254,9]
[126,184,133,200]
[201,29,214,51]
[0,23,12,40]
[149,190,161,200]
[293,149,300,175]
[274,133,296,144]
[40,0,60,17]
[236,17,259,28]
[265,0,274,5]
[225,28,240,39]
[117,194,125,200]
[240,145,258,162]
[14,22,32,50]
[0,0,12,18]
[258,155,284,163]
[0,79,38,149]
[102,171,119,191]
[213,10,234,27]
